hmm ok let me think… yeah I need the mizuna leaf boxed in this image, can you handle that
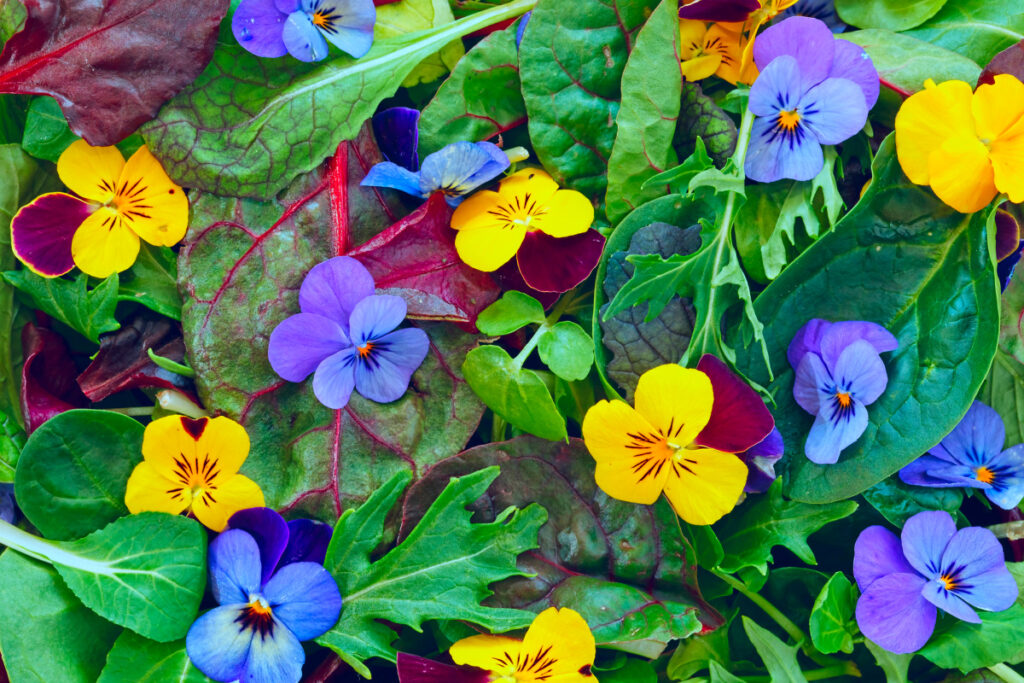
[317,468,546,676]
[0,0,228,146]
[143,0,534,199]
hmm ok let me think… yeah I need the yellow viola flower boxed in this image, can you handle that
[451,168,595,273]
[125,415,264,532]
[895,75,1024,214]
[450,608,597,683]
[679,20,749,84]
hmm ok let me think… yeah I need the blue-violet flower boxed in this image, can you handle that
[779,0,845,32]
[232,0,376,63]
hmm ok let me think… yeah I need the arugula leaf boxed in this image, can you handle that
[317,468,546,676]
[98,632,213,683]
[709,660,747,683]
[4,270,120,343]
[809,572,857,655]
[742,617,808,683]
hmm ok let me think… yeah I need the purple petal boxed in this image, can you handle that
[819,320,898,369]
[804,397,868,464]
[901,510,957,579]
[986,446,1024,509]
[794,352,830,414]
[209,529,262,605]
[299,256,375,325]
[749,55,803,118]
[799,77,869,146]
[854,526,918,591]
[834,340,888,405]
[397,653,493,683]
[935,402,1007,468]
[268,313,350,382]
[739,427,785,493]
[11,192,91,277]
[283,10,329,61]
[186,604,254,682]
[745,113,825,183]
[348,294,407,343]
[281,519,332,566]
[996,209,1021,261]
[372,107,420,171]
[515,11,532,49]
[780,0,847,33]
[262,562,342,640]
[899,455,980,489]
[361,162,425,198]
[753,16,836,88]
[240,615,305,683]
[787,318,831,369]
[316,0,376,59]
[942,527,1013,585]
[694,354,775,453]
[418,142,507,198]
[999,241,1022,292]
[954,566,1020,613]
[312,348,357,409]
[856,573,936,654]
[276,0,300,11]
[516,229,605,293]
[462,142,511,189]
[829,39,879,109]
[354,327,430,403]
[678,0,759,22]
[227,508,290,585]
[233,0,290,58]
[922,581,981,623]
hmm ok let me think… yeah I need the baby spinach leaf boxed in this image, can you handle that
[919,602,1024,672]
[14,409,142,541]
[843,30,981,94]
[4,271,120,343]
[98,631,213,683]
[21,95,78,161]
[476,291,546,336]
[318,468,546,676]
[809,572,857,655]
[903,0,1024,67]
[742,617,808,683]
[835,0,949,32]
[538,321,593,381]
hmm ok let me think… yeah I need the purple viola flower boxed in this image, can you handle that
[0,484,15,524]
[232,0,376,62]
[779,0,846,33]
[373,107,421,174]
[185,527,342,683]
[853,510,1018,654]
[900,402,1024,510]
[789,318,898,464]
[515,11,532,48]
[227,507,333,585]
[745,16,878,183]
[996,207,1023,291]
[268,256,430,410]
[739,427,784,493]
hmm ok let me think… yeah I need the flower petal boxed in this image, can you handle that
[281,518,333,566]
[268,313,350,382]
[819,320,897,370]
[460,142,511,193]
[208,528,263,604]
[787,318,830,369]
[360,162,424,198]
[199,416,253,481]
[353,327,430,403]
[927,133,998,214]
[973,74,1024,142]
[193,474,266,532]
[922,581,980,623]
[372,107,420,171]
[515,229,605,293]
[519,608,596,680]
[499,168,560,205]
[312,348,358,409]
[124,460,191,517]
[228,508,290,586]
[678,0,759,22]
[794,352,829,415]
[853,525,917,591]
[533,189,595,238]
[396,652,492,683]
[582,399,668,505]
[693,354,774,453]
[752,16,835,89]
[800,77,867,145]
[140,415,249,485]
[116,146,189,247]
[450,634,523,671]
[282,10,329,61]
[348,294,407,344]
[185,604,254,682]
[418,142,503,197]
[990,119,1024,205]
[901,510,956,579]
[855,572,935,654]
[662,447,747,525]
[316,0,376,59]
[70,207,141,278]
[894,79,976,185]
[804,397,868,464]
[299,256,376,325]
[240,615,305,683]
[748,54,802,117]
[454,219,526,272]
[954,566,1020,614]
[829,39,879,109]
[56,140,124,203]
[739,427,784,493]
[233,0,290,58]
[745,112,825,183]
[941,527,1013,586]
[635,364,714,446]
[834,340,887,405]
[936,401,1006,467]
[899,455,978,488]
[262,562,342,640]
[11,192,91,277]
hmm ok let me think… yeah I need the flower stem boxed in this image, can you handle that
[0,518,107,572]
[511,290,575,369]
[990,664,1024,683]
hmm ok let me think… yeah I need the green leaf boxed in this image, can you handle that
[0,551,121,683]
[0,94,29,145]
[716,480,858,574]
[835,0,949,31]
[675,83,738,168]
[982,350,1024,447]
[476,290,546,336]
[733,135,1000,503]
[0,405,24,482]
[667,626,730,680]
[463,345,568,440]
[865,640,913,683]
[143,1,532,198]
[903,0,1024,67]
[14,409,142,541]
[809,572,857,654]
[597,658,658,683]
[317,468,546,675]
[21,95,78,161]
[3,271,120,343]
[862,475,963,527]
[553,376,595,426]
[742,617,809,683]
[375,0,465,87]
[418,21,526,155]
[519,0,658,210]
[843,29,981,95]
[605,0,682,224]
[97,631,213,683]
[0,0,25,49]
[538,321,594,381]
[709,660,746,683]
[919,603,1024,672]
[118,244,181,321]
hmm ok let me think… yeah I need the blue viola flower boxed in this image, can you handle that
[789,319,898,464]
[185,520,342,683]
[900,402,1024,510]
[780,0,846,33]
[362,107,510,206]
[745,16,878,183]
[232,0,376,63]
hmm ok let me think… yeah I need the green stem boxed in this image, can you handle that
[106,406,155,417]
[990,664,1024,683]
[492,413,507,442]
[718,105,756,243]
[0,518,107,572]
[511,291,575,369]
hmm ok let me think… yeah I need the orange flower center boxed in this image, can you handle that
[778,109,801,132]
[166,453,221,506]
[487,192,548,232]
[357,342,375,358]
[976,466,995,484]
[835,391,852,408]
[939,574,959,591]
[240,596,275,637]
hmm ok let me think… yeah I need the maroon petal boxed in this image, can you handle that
[493,262,561,309]
[21,321,88,433]
[996,207,1021,262]
[11,192,92,277]
[516,229,605,293]
[396,653,492,683]
[694,354,774,453]
[678,0,759,22]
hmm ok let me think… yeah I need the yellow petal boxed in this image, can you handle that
[455,222,526,272]
[450,634,523,671]
[895,80,976,185]
[124,461,192,516]
[991,123,1024,204]
[678,19,708,61]
[662,448,747,525]
[70,207,141,278]
[534,189,594,238]
[115,146,189,247]
[519,608,596,681]
[191,474,264,532]
[141,415,251,486]
[582,399,669,505]
[634,364,713,447]
[972,74,1024,142]
[681,54,722,82]
[498,168,560,206]
[451,189,505,232]
[927,134,997,214]
[707,24,745,85]
[197,416,252,483]
[57,139,125,203]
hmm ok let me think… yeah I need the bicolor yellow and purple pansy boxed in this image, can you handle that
[11,140,188,279]
[124,415,264,532]
[232,0,375,62]
[581,356,775,526]
[678,20,750,85]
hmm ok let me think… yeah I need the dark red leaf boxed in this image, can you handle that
[76,315,194,402]
[21,321,87,433]
[979,40,1024,86]
[346,193,501,323]
[0,0,228,145]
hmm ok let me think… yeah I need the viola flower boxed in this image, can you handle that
[997,207,1023,290]
[268,256,430,410]
[362,143,510,207]
[895,75,1024,213]
[739,426,784,493]
[779,0,845,32]
[678,20,750,84]
[11,140,187,279]
[900,402,1024,510]
[789,319,897,464]
[227,507,333,585]
[232,0,375,62]
[452,169,604,293]
[854,511,1018,654]
[125,415,264,532]
[745,17,878,183]
[185,527,342,683]
[396,607,597,683]
[581,356,774,525]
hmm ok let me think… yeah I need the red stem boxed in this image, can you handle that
[329,141,350,256]
[879,77,912,99]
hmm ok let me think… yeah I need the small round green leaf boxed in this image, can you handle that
[538,321,594,381]
[476,291,546,336]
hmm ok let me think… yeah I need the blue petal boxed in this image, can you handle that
[314,0,376,59]
[348,294,407,344]
[263,562,342,640]
[268,312,350,382]
[853,526,918,591]
[186,604,255,682]
[829,39,879,109]
[418,142,504,197]
[209,529,262,605]
[986,447,1024,509]
[818,320,897,369]
[899,455,980,488]
[922,580,980,623]
[276,0,300,11]
[804,396,867,464]
[283,10,330,62]
[312,348,357,409]
[954,567,1020,614]
[299,256,376,327]
[745,113,824,183]
[281,519,332,566]
[752,16,836,89]
[901,510,956,579]
[941,526,1017,602]
[799,77,868,146]
[232,0,289,58]
[227,508,290,586]
[855,572,935,655]
[372,107,421,171]
[241,615,305,683]
[833,340,887,405]
[463,142,510,187]
[935,401,1006,468]
[748,55,802,117]
[354,327,430,403]
[794,351,829,415]
[787,318,831,369]
[361,162,425,198]
[516,11,532,48]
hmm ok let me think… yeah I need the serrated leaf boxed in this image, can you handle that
[3,271,120,343]
[98,632,213,683]
[809,572,856,654]
[742,617,808,683]
[317,468,546,675]
[843,29,981,95]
